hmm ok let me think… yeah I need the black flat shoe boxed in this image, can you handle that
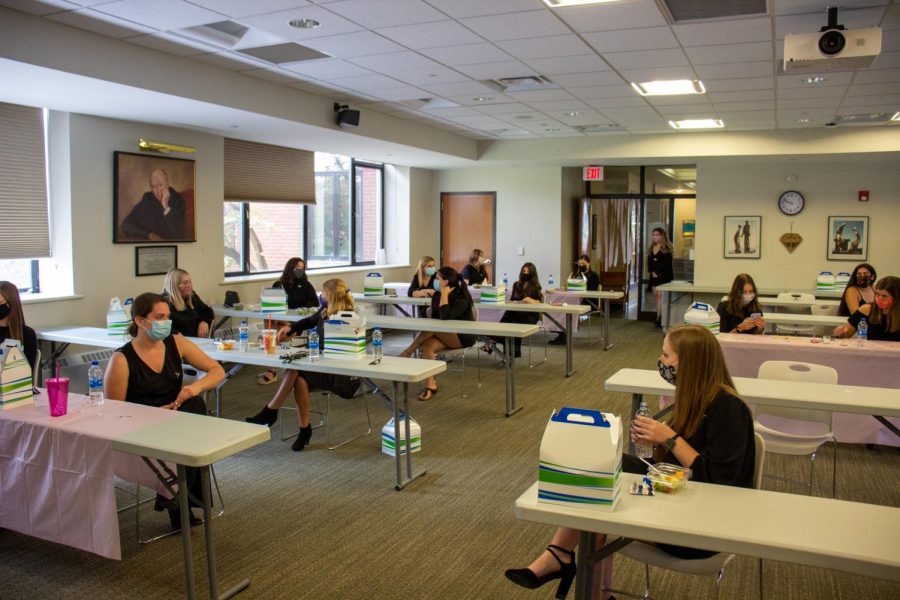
[505,544,576,599]
[245,405,278,427]
[167,506,202,532]
[154,493,177,512]
[292,424,312,452]
[548,335,567,346]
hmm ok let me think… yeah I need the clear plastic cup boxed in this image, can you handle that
[45,377,70,417]
[263,329,278,354]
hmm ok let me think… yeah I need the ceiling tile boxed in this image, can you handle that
[839,93,900,105]
[704,76,773,92]
[376,20,484,48]
[596,106,665,122]
[777,86,846,99]
[872,51,900,69]
[496,34,592,60]
[297,31,406,58]
[673,17,771,47]
[454,60,536,80]
[419,43,513,66]
[549,71,624,87]
[349,51,445,73]
[389,66,471,85]
[775,8,887,39]
[846,82,900,96]
[853,68,900,84]
[328,73,406,90]
[0,0,76,15]
[368,86,432,101]
[646,95,714,107]
[503,88,575,102]
[186,0,312,19]
[581,27,679,53]
[776,71,854,88]
[568,84,637,99]
[423,0,543,19]
[445,95,510,106]
[325,0,447,28]
[459,10,570,42]
[708,89,775,103]
[281,57,372,78]
[469,102,529,114]
[837,102,900,113]
[693,60,773,80]
[242,6,363,40]
[419,80,499,95]
[46,7,157,37]
[602,48,689,71]
[552,0,667,33]
[685,42,772,66]
[239,67,304,84]
[619,65,697,82]
[522,98,592,112]
[524,54,613,75]
[90,0,226,30]
[584,96,650,109]
[715,109,774,120]
[715,100,777,111]
[778,97,841,109]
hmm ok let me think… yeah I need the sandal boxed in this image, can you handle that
[257,369,279,385]
[417,387,438,401]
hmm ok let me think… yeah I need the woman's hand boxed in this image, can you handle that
[197,321,210,338]
[277,324,292,342]
[424,289,435,297]
[753,316,766,330]
[630,416,675,446]
[833,324,852,338]
[523,297,539,304]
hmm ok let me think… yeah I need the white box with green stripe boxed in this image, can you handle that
[364,272,384,296]
[480,284,506,303]
[106,297,130,337]
[1,340,33,410]
[683,302,720,335]
[538,408,622,511]
[381,416,421,456]
[260,287,288,314]
[323,311,367,360]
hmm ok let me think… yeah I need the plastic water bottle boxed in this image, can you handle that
[857,318,868,347]
[239,320,249,352]
[88,360,104,406]
[308,328,320,362]
[502,272,509,288]
[634,401,654,459]
[372,327,383,362]
[548,274,555,289]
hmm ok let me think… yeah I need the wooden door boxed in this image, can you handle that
[441,192,495,280]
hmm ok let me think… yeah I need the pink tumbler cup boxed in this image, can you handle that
[45,377,70,417]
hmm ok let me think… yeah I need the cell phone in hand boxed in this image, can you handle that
[750,313,762,319]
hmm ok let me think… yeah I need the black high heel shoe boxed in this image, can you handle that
[505,544,576,600]
[155,494,202,531]
[292,424,312,452]
[245,405,278,427]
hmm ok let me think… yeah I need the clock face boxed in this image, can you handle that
[778,191,804,215]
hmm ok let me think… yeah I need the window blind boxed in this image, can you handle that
[224,138,316,204]
[0,102,50,258]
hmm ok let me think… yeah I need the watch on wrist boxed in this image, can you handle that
[663,433,680,451]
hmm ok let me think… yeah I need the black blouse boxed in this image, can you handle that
[162,291,214,337]
[117,336,184,408]
[848,310,900,341]
[274,278,319,310]
[0,325,37,371]
[716,301,761,335]
[408,273,435,317]
[460,263,488,285]
[647,249,673,288]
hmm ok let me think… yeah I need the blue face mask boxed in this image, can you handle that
[145,319,172,340]
[425,266,436,276]
[433,279,442,292]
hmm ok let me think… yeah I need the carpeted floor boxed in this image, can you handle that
[3,316,899,599]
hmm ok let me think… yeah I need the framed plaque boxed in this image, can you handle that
[135,245,177,277]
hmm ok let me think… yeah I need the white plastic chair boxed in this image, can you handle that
[755,361,837,497]
[774,292,816,335]
[606,433,766,600]
[810,303,839,337]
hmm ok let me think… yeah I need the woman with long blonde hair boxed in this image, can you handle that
[244,278,360,451]
[505,325,755,598]
[160,268,214,338]
[647,227,674,327]
[408,255,436,317]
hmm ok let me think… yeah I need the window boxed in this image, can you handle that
[224,153,383,277]
[0,259,39,293]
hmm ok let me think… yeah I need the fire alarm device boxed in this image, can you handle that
[859,190,869,202]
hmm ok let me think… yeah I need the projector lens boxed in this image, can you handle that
[818,30,846,56]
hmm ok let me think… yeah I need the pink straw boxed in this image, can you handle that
[56,361,60,380]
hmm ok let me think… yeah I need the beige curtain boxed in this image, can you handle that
[595,198,636,272]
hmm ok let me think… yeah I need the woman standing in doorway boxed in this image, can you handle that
[647,227,674,328]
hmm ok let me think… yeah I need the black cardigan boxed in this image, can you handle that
[716,301,761,334]
[162,291,214,338]
[274,278,318,310]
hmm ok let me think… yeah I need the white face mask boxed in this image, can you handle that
[741,293,755,306]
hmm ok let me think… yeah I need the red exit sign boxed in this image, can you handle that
[583,166,604,181]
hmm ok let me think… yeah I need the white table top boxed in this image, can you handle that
[366,314,539,338]
[213,305,311,322]
[656,281,844,299]
[515,478,900,582]
[546,289,624,300]
[38,326,126,348]
[757,296,841,308]
[474,301,591,315]
[763,313,846,327]
[353,293,431,306]
[604,368,900,418]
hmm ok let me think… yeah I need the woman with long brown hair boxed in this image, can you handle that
[717,273,765,334]
[0,281,37,370]
[834,276,900,342]
[505,325,755,599]
[647,227,674,328]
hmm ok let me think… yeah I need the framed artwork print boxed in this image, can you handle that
[135,245,178,277]
[827,216,868,260]
[114,151,196,243]
[723,216,761,259]
[682,219,695,238]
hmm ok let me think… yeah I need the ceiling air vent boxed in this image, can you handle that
[484,76,560,93]
[237,43,331,64]
[578,124,626,133]
[176,20,248,47]
[661,0,766,22]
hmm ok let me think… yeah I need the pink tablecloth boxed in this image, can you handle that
[0,392,177,559]
[718,333,900,446]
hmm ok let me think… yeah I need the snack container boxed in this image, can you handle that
[648,463,691,494]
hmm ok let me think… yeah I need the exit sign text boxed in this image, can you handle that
[583,166,604,181]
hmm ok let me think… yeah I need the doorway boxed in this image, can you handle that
[440,192,496,280]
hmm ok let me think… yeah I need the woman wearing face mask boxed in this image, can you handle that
[160,268,214,338]
[0,281,37,371]
[486,262,543,358]
[399,266,476,401]
[505,325,755,599]
[408,255,437,317]
[716,273,765,334]
[833,276,900,342]
[647,228,674,328]
[838,263,877,317]
[460,249,490,286]
[104,292,225,530]
[552,255,602,345]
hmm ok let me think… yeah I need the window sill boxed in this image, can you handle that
[22,293,85,305]
[221,263,411,285]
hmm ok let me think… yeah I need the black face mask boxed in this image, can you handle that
[578,265,587,272]
[857,276,870,286]
[519,273,530,282]
[0,303,9,320]
[293,268,306,280]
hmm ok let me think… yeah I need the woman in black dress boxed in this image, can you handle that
[104,292,225,530]
[0,281,38,371]
[837,263,876,317]
[834,276,900,342]
[717,273,765,334]
[161,268,214,338]
[460,249,489,285]
[647,227,674,327]
[399,266,476,401]
[488,262,542,358]
[408,255,436,317]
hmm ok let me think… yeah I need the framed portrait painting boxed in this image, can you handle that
[113,151,196,243]
[827,216,868,260]
[723,216,761,259]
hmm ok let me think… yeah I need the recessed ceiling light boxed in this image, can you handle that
[564,111,582,117]
[668,118,724,130]
[798,118,811,123]
[803,76,826,84]
[288,18,320,29]
[892,111,900,121]
[631,79,705,96]
[544,128,562,132]
[543,0,625,7]
[473,96,493,102]
[514,115,534,120]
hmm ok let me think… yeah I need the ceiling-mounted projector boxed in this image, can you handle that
[784,7,881,72]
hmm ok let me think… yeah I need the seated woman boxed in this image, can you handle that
[160,268,214,338]
[0,281,38,371]
[407,255,437,317]
[833,276,900,342]
[838,263,876,316]
[244,278,360,451]
[487,262,542,358]
[257,257,320,386]
[104,292,225,530]
[716,273,765,334]
[399,266,476,401]
[552,255,601,345]
[505,325,755,599]
[460,249,490,286]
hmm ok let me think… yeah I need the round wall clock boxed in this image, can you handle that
[778,190,805,215]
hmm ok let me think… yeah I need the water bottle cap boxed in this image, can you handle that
[91,360,99,366]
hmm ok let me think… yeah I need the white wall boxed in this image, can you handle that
[694,155,900,289]
[432,167,563,286]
